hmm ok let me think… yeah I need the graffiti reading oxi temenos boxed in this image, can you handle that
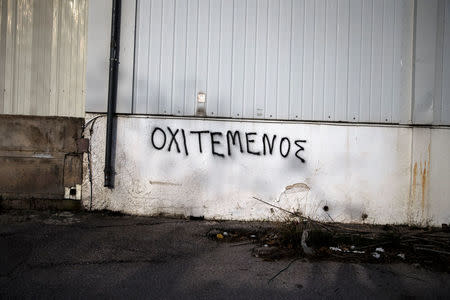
[150,127,307,163]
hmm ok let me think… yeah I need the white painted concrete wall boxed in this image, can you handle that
[83,114,450,226]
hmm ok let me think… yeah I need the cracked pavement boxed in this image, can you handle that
[1,210,449,299]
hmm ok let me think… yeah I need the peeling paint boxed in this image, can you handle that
[285,183,310,192]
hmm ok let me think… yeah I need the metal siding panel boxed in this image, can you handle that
[57,0,67,116]
[348,0,362,122]
[184,0,199,116]
[413,0,438,124]
[206,0,221,116]
[442,0,450,124]
[49,0,59,116]
[276,0,291,120]
[148,0,163,114]
[115,0,134,114]
[195,0,209,111]
[398,0,413,124]
[218,0,233,117]
[301,0,314,120]
[133,0,150,113]
[370,0,383,122]
[312,0,325,121]
[231,0,246,118]
[0,0,86,117]
[159,0,175,115]
[392,0,403,123]
[2,0,15,114]
[125,0,411,123]
[253,0,268,119]
[70,0,79,117]
[172,0,188,115]
[323,0,336,121]
[359,0,372,122]
[29,0,38,115]
[289,0,305,120]
[243,0,257,118]
[335,0,350,122]
[381,0,395,123]
[265,0,279,119]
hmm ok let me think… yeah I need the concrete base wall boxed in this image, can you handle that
[83,114,450,226]
[0,115,84,205]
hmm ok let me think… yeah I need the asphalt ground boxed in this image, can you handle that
[1,210,449,299]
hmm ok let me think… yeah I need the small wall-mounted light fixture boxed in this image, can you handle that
[197,92,206,103]
[196,92,206,116]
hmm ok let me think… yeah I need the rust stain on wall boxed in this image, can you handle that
[412,162,417,198]
[421,161,427,213]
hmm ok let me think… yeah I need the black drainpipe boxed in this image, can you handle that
[104,0,122,188]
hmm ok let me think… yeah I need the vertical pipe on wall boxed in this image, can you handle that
[104,0,121,188]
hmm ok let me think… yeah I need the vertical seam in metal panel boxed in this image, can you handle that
[345,0,350,121]
[206,0,211,114]
[300,0,305,118]
[275,0,280,118]
[194,0,202,113]
[333,1,338,120]
[323,1,327,120]
[157,0,163,114]
[182,0,189,115]
[146,0,153,114]
[217,0,222,115]
[132,0,140,114]
[252,0,258,118]
[241,0,248,117]
[443,1,448,123]
[380,0,385,121]
[311,1,315,118]
[391,1,397,122]
[187,0,199,115]
[358,0,364,121]
[369,0,374,121]
[288,0,293,119]
[411,0,417,123]
[229,0,234,117]
[170,0,176,115]
[77,0,83,117]
[12,0,18,114]
[263,0,269,116]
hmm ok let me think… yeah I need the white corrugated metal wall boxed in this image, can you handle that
[84,0,450,125]
[0,0,87,118]
[438,0,450,124]
[133,0,414,123]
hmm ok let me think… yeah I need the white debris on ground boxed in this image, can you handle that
[301,230,315,255]
[397,253,406,260]
[375,247,385,253]
[329,247,342,252]
[372,252,381,259]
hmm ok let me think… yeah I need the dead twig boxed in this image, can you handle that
[414,247,450,256]
[268,257,300,284]
[252,197,332,232]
